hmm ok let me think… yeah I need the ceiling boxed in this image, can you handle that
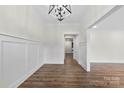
[33,5,89,24]
[91,6,124,30]
[32,5,117,30]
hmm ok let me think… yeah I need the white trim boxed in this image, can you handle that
[0,33,43,88]
[79,61,87,71]
[86,29,91,72]
[90,61,124,63]
[0,39,2,83]
[43,61,64,64]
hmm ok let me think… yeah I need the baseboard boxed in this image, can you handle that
[79,62,87,71]
[43,61,64,64]
[90,60,124,63]
[8,63,44,88]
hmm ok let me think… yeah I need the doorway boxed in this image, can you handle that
[64,34,77,65]
[65,38,73,55]
[64,38,73,59]
[64,37,74,64]
[64,34,79,65]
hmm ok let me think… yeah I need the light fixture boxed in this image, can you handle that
[48,5,72,21]
[92,25,97,28]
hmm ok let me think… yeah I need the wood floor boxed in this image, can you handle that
[19,53,124,88]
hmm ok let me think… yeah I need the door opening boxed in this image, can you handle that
[64,34,79,65]
[64,38,73,59]
[64,35,75,65]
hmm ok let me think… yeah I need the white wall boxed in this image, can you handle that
[43,24,81,64]
[0,34,43,88]
[78,30,87,71]
[73,36,79,62]
[77,6,116,71]
[88,6,124,65]
[89,30,124,63]
[0,6,44,88]
[0,6,44,41]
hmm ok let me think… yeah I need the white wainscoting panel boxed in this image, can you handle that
[2,41,26,87]
[0,34,43,88]
[79,42,87,71]
[27,44,38,72]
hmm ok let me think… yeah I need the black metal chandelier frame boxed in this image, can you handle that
[48,5,72,21]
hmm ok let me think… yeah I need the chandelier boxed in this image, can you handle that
[48,5,72,21]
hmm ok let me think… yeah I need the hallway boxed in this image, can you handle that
[64,53,78,65]
[0,5,124,88]
[19,53,86,88]
[19,53,124,88]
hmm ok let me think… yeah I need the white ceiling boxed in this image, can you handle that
[92,6,124,30]
[33,5,89,24]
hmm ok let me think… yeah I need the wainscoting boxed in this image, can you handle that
[0,34,43,88]
[78,41,87,71]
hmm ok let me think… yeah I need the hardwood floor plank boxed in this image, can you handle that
[19,53,124,88]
